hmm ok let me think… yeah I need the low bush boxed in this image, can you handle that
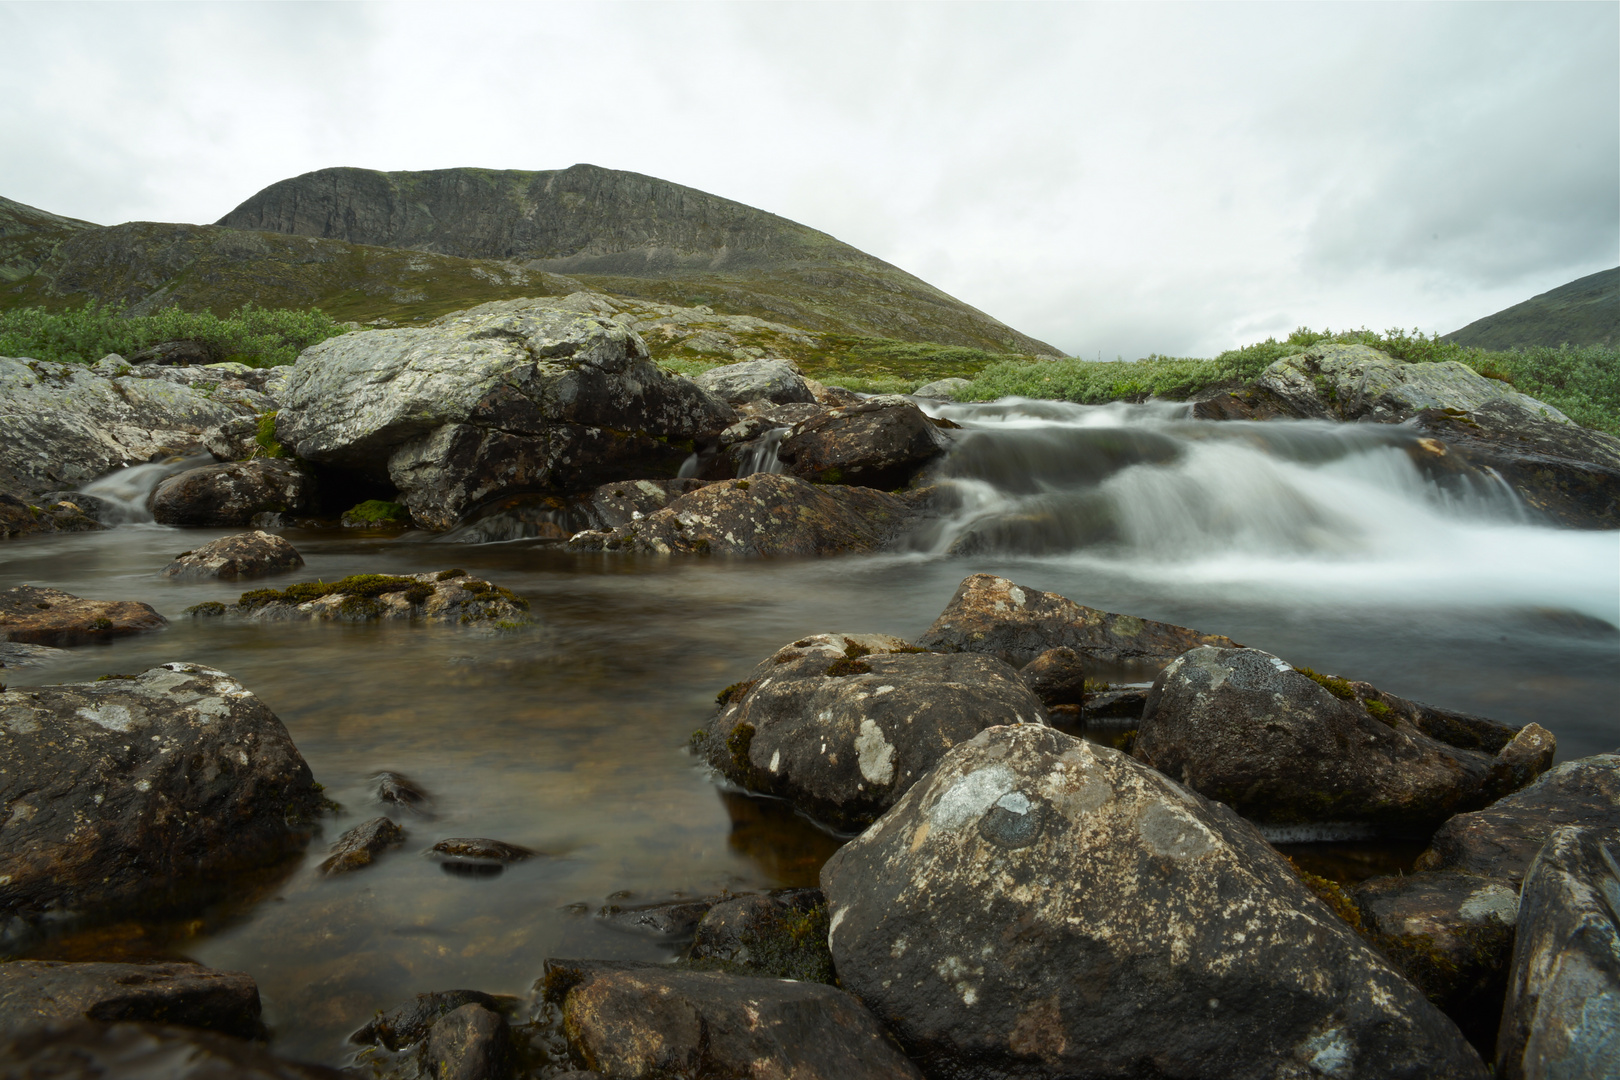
[0,301,346,367]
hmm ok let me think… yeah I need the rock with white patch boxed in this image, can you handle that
[692,358,817,406]
[697,634,1047,831]
[820,723,1487,1079]
[0,663,323,939]
[1496,825,1620,1080]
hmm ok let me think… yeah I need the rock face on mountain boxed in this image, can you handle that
[0,195,96,283]
[215,164,1060,354]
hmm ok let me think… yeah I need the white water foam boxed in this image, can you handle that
[78,453,212,525]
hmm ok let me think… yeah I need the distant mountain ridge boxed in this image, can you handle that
[1445,267,1618,350]
[0,196,96,283]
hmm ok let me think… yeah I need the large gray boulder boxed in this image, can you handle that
[149,459,316,526]
[778,395,956,490]
[1496,825,1620,1080]
[696,633,1047,831]
[275,299,736,529]
[820,724,1486,1079]
[692,358,816,405]
[0,663,323,938]
[1133,647,1550,833]
[161,530,304,581]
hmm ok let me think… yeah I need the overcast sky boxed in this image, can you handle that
[2,2,1614,358]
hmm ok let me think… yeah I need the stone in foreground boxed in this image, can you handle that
[1496,825,1620,1080]
[698,633,1047,831]
[0,585,168,647]
[0,663,323,930]
[149,458,317,527]
[162,530,304,581]
[917,573,1240,667]
[542,960,923,1080]
[1134,647,1550,832]
[0,960,262,1039]
[820,724,1486,1080]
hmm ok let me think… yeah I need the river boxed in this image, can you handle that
[3,397,1616,1066]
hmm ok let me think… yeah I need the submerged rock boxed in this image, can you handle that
[778,395,956,490]
[374,770,434,815]
[149,459,316,527]
[567,473,933,558]
[1133,647,1549,833]
[0,960,262,1039]
[0,1020,347,1078]
[697,633,1047,831]
[161,530,303,581]
[916,573,1240,667]
[820,724,1487,1079]
[692,358,817,406]
[1496,825,1620,1079]
[595,897,716,942]
[221,571,528,626]
[0,663,323,933]
[541,960,924,1080]
[0,642,67,670]
[320,817,407,876]
[0,585,167,647]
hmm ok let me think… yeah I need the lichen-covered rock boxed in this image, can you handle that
[692,358,816,406]
[820,724,1487,1080]
[912,376,972,399]
[778,394,955,489]
[0,663,323,933]
[149,459,316,527]
[0,356,276,497]
[697,633,1046,831]
[1133,647,1547,833]
[0,490,106,539]
[319,817,406,876]
[162,530,304,581]
[686,888,833,983]
[274,299,735,528]
[916,573,1240,667]
[567,473,932,558]
[541,960,924,1080]
[219,571,528,626]
[0,585,167,647]
[0,1020,348,1079]
[0,960,262,1039]
[1496,825,1620,1080]
[1414,752,1620,885]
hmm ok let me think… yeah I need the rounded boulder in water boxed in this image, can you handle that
[820,724,1488,1080]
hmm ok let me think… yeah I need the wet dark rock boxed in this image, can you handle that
[228,570,528,626]
[1134,647,1550,832]
[820,724,1487,1080]
[1081,686,1149,721]
[320,817,407,876]
[1017,646,1087,706]
[697,632,1047,831]
[429,837,534,877]
[0,585,167,647]
[1414,752,1620,885]
[39,490,120,525]
[0,663,323,934]
[567,472,934,558]
[149,459,316,527]
[687,888,833,983]
[0,489,107,539]
[161,530,304,581]
[777,394,955,489]
[916,573,1241,667]
[445,478,710,543]
[692,358,817,406]
[0,1020,348,1078]
[1496,825,1620,1079]
[374,770,433,814]
[541,959,924,1080]
[422,1003,513,1080]
[595,897,716,941]
[351,989,505,1051]
[0,960,262,1039]
[129,340,216,366]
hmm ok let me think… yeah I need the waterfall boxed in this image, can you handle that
[78,452,213,525]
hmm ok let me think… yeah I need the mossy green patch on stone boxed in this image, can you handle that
[341,499,409,525]
[185,601,227,617]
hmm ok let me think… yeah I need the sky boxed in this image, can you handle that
[1,1,1615,359]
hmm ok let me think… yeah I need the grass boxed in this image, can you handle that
[0,300,346,367]
[655,334,1032,395]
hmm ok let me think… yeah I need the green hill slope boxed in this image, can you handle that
[1444,267,1618,349]
[0,196,97,283]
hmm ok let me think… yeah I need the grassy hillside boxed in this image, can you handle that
[1445,267,1618,350]
[0,196,96,283]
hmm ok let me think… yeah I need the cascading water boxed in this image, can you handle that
[76,452,214,524]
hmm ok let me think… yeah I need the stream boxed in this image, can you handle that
[3,397,1616,1066]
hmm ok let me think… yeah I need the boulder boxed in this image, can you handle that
[778,395,955,489]
[429,837,534,876]
[541,960,924,1080]
[1018,646,1088,707]
[149,459,316,527]
[0,356,275,498]
[1133,647,1550,833]
[1414,752,1620,885]
[213,570,528,626]
[0,663,323,934]
[567,473,933,558]
[0,960,262,1039]
[916,573,1240,667]
[696,633,1047,831]
[0,585,167,647]
[911,376,972,399]
[128,339,217,366]
[0,1020,348,1078]
[351,989,507,1051]
[692,358,817,406]
[274,299,736,529]
[820,724,1487,1079]
[0,491,106,539]
[442,478,709,543]
[423,1002,513,1080]
[687,888,833,983]
[161,531,304,581]
[319,817,407,876]
[1496,825,1620,1079]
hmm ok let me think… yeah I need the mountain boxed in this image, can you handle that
[0,196,96,283]
[1444,267,1618,350]
[214,164,1060,354]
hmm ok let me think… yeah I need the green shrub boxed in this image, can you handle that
[0,300,345,367]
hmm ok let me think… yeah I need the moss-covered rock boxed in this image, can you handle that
[229,571,528,626]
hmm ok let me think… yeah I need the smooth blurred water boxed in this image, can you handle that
[1,398,1615,1065]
